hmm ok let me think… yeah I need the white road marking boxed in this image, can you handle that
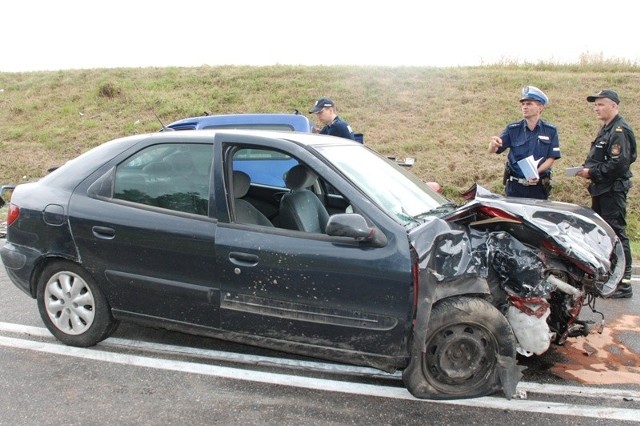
[0,322,398,378]
[0,322,638,420]
[2,322,639,400]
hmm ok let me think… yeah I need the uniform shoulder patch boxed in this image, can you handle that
[616,126,623,132]
[611,143,621,156]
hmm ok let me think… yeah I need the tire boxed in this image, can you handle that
[403,297,517,399]
[36,261,118,347]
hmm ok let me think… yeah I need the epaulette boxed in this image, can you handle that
[540,120,557,130]
[508,122,520,128]
[615,126,623,133]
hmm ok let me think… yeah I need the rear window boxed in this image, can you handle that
[203,124,295,131]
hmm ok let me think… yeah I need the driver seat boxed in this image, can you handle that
[279,165,329,233]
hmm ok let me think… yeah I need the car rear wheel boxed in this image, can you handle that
[37,261,118,347]
[403,297,517,399]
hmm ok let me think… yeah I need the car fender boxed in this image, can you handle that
[408,217,492,355]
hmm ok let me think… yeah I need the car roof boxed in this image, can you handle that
[39,129,361,191]
[147,128,359,148]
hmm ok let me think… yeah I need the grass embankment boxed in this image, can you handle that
[1,63,639,257]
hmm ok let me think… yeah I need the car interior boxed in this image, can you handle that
[230,147,351,232]
[278,164,329,233]
[112,143,351,233]
[232,170,274,227]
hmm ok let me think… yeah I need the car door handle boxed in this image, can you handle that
[229,252,259,267]
[92,226,116,239]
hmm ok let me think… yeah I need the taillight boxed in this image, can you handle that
[6,203,19,226]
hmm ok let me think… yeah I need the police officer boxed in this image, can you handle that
[309,97,355,140]
[576,89,637,298]
[489,86,561,199]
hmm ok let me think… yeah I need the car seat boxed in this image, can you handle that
[233,171,273,227]
[279,165,329,233]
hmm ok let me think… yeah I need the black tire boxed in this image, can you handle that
[403,297,517,399]
[36,261,119,347]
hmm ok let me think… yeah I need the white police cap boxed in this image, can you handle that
[520,86,548,105]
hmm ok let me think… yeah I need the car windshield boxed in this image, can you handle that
[317,145,451,228]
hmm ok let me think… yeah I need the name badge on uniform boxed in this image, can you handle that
[538,135,550,141]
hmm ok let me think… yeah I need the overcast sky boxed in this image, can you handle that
[1,0,638,72]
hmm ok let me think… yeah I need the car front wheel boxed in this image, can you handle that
[37,261,118,347]
[403,297,517,399]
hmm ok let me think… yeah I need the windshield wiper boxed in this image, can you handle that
[398,207,421,224]
[412,202,458,220]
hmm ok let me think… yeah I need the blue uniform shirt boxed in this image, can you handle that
[497,119,561,178]
[320,116,355,140]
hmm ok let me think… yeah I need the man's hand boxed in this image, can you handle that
[576,168,590,179]
[489,136,503,153]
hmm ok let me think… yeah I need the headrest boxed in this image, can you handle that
[233,171,251,198]
[284,165,317,190]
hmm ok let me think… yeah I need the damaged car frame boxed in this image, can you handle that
[1,130,624,400]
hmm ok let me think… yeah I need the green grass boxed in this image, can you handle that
[1,62,639,259]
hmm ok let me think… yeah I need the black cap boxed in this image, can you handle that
[587,89,620,104]
[309,97,335,113]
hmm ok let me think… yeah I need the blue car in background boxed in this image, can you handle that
[165,113,315,133]
[165,112,363,187]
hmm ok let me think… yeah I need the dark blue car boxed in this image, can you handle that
[1,129,624,400]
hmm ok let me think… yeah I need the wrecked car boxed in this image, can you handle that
[1,130,624,400]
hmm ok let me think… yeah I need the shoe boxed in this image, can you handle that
[609,282,633,299]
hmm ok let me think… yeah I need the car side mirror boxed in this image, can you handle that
[325,213,387,248]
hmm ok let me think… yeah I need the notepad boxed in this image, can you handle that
[516,156,541,180]
[565,167,582,176]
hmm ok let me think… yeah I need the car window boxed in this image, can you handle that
[233,148,298,188]
[113,143,213,215]
[229,146,353,232]
[203,124,295,131]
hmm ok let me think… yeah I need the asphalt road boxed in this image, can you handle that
[0,240,638,425]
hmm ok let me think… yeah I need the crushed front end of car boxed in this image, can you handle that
[402,184,623,400]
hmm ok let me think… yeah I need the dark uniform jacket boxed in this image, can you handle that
[497,119,561,179]
[320,116,355,140]
[584,114,637,197]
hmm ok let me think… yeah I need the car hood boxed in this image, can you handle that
[408,185,623,296]
[461,185,618,272]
